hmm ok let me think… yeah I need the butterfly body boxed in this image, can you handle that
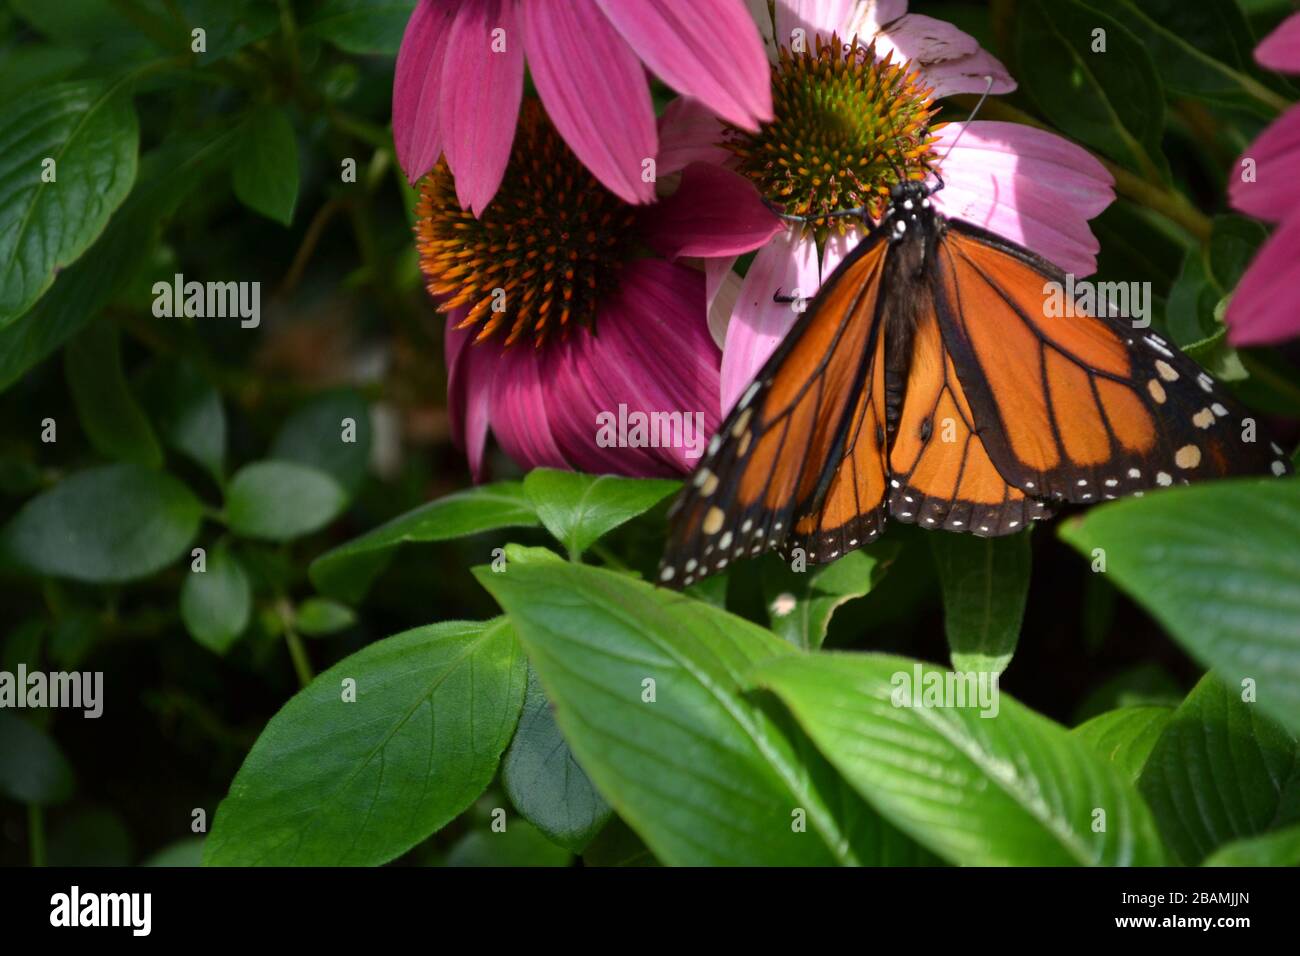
[659,181,1291,588]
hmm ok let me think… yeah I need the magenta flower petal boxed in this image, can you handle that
[596,0,773,131]
[544,260,722,475]
[640,163,782,259]
[1256,12,1300,72]
[445,316,495,480]
[522,0,657,205]
[489,343,573,472]
[932,121,1114,276]
[1226,214,1300,346]
[438,0,525,216]
[720,229,820,413]
[393,0,456,183]
[657,97,730,175]
[1230,104,1300,224]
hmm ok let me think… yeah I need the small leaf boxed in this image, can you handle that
[0,712,74,805]
[930,531,1031,673]
[294,597,356,637]
[443,820,572,868]
[180,544,252,654]
[1202,823,1300,867]
[308,481,539,602]
[1137,674,1299,865]
[0,464,203,583]
[224,461,347,542]
[204,619,527,866]
[1060,480,1300,734]
[502,667,612,852]
[138,360,226,482]
[763,544,898,650]
[1073,706,1173,783]
[304,0,416,55]
[522,468,678,559]
[270,389,370,497]
[231,107,299,226]
[64,321,162,467]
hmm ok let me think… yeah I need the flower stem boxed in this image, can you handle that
[28,803,45,867]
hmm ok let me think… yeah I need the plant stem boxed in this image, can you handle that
[28,804,45,867]
[285,626,314,688]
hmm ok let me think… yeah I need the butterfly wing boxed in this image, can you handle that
[659,233,892,587]
[925,220,1290,508]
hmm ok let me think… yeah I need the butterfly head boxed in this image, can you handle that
[886,180,938,241]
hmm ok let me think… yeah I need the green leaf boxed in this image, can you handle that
[0,712,74,805]
[204,619,526,866]
[1138,674,1299,865]
[224,461,347,542]
[502,667,612,852]
[762,544,899,650]
[930,531,1031,673]
[0,79,139,325]
[231,107,298,226]
[478,547,935,866]
[64,321,162,467]
[0,128,240,392]
[1073,706,1174,783]
[749,653,1166,866]
[0,464,203,583]
[143,838,206,867]
[0,44,86,94]
[269,389,369,497]
[1202,823,1300,866]
[304,0,416,55]
[1207,215,1269,294]
[1059,480,1300,734]
[138,360,226,482]
[444,819,572,868]
[522,468,678,559]
[1016,0,1167,181]
[308,481,539,602]
[180,544,252,654]
[294,597,356,637]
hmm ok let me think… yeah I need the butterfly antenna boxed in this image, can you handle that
[931,74,995,192]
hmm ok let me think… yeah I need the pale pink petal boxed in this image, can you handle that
[819,223,866,280]
[708,265,743,349]
[545,260,722,476]
[920,46,1017,99]
[774,0,860,50]
[657,97,731,175]
[843,0,909,38]
[932,121,1114,276]
[641,163,782,259]
[1230,105,1300,223]
[439,0,525,215]
[1256,12,1300,72]
[869,14,1015,97]
[489,342,572,471]
[445,316,494,481]
[523,0,657,204]
[393,0,456,183]
[706,256,738,313]
[720,229,820,413]
[1226,215,1300,346]
[597,0,773,130]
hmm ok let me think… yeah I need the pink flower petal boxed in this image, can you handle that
[445,315,494,480]
[1230,104,1300,224]
[657,96,731,175]
[1256,12,1300,72]
[522,0,657,205]
[393,0,456,183]
[708,265,743,349]
[640,162,782,259]
[720,229,820,413]
[932,121,1114,276]
[774,0,860,50]
[597,0,773,131]
[843,0,910,37]
[869,14,1015,97]
[489,342,572,472]
[919,46,1017,99]
[1226,214,1300,346]
[438,0,525,215]
[544,260,722,475]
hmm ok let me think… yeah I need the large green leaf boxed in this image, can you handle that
[64,321,162,467]
[304,0,417,55]
[1138,674,1299,865]
[478,547,939,866]
[502,667,612,852]
[522,469,678,559]
[762,544,898,650]
[1059,480,1300,734]
[1202,823,1300,866]
[204,619,527,866]
[749,653,1166,866]
[224,461,347,542]
[231,106,298,226]
[0,79,138,325]
[1016,0,1166,181]
[180,544,252,654]
[0,464,203,583]
[308,481,539,602]
[1073,706,1174,783]
[930,531,1031,673]
[0,712,74,805]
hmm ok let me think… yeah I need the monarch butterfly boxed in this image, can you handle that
[658,176,1293,588]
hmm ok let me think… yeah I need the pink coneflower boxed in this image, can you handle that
[393,0,772,215]
[1227,12,1300,346]
[422,102,780,479]
[667,0,1114,412]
